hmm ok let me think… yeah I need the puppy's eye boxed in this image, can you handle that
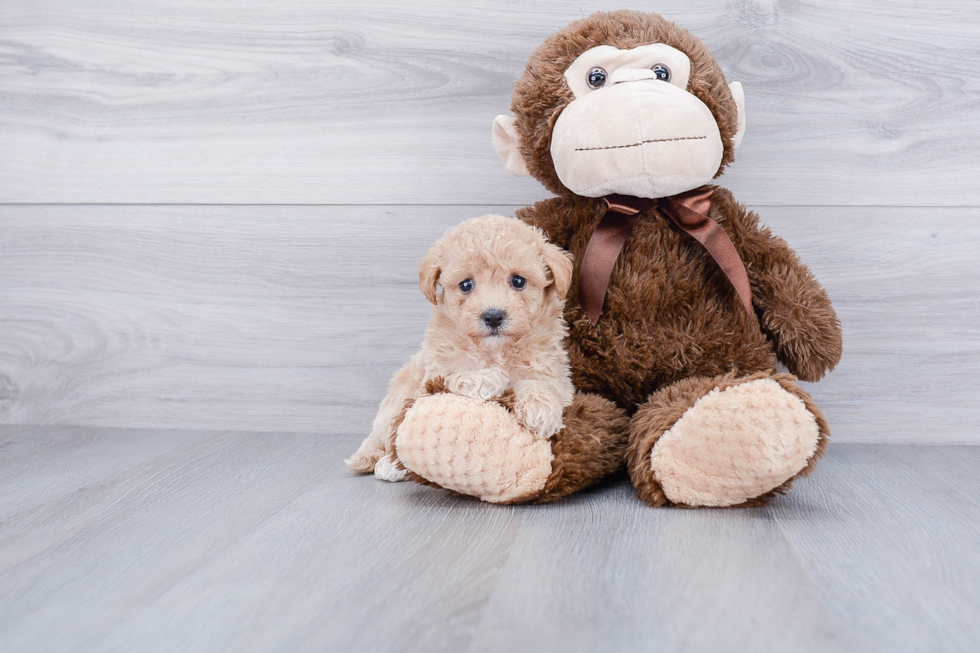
[510,275,526,290]
[587,67,607,89]
[651,64,670,82]
[458,279,474,293]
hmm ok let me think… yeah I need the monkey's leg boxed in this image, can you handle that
[627,370,829,508]
[394,391,628,504]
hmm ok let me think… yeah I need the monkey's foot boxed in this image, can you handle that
[395,391,629,504]
[395,394,554,504]
[629,372,828,507]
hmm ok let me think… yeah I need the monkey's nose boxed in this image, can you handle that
[609,68,659,85]
[482,309,506,329]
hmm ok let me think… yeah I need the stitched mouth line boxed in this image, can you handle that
[575,135,707,152]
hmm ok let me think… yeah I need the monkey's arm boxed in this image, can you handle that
[716,189,842,382]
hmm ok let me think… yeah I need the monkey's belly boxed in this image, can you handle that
[567,304,776,409]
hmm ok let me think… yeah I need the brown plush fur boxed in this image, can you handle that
[512,10,740,197]
[533,392,630,504]
[503,11,842,506]
[517,187,842,403]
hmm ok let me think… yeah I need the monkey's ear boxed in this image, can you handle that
[418,246,441,305]
[492,115,531,177]
[541,241,574,301]
[729,81,746,150]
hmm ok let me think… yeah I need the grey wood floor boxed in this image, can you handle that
[1,425,977,653]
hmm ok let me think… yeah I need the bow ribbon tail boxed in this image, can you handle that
[579,208,640,325]
[660,190,755,319]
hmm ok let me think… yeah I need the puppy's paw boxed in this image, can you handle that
[345,437,385,474]
[374,453,408,482]
[513,385,565,440]
[446,368,510,401]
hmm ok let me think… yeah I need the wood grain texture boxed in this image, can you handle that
[467,486,841,653]
[1,204,977,441]
[1,0,979,205]
[0,425,206,522]
[0,426,978,653]
[772,444,980,653]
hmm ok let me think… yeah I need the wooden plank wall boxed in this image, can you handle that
[1,0,978,442]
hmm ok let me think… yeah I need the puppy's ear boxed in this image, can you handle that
[418,244,441,305]
[540,240,574,301]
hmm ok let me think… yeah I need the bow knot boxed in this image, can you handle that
[579,188,755,326]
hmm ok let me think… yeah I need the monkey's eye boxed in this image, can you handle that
[587,67,608,89]
[459,279,474,293]
[510,274,526,290]
[651,64,671,82]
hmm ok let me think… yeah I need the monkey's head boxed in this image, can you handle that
[493,11,745,199]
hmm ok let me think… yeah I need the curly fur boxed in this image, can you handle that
[346,215,576,477]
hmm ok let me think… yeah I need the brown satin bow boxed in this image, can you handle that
[579,188,755,326]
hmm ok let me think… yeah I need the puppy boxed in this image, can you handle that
[346,214,575,482]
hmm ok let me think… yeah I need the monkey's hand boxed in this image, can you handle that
[447,367,511,401]
[762,303,843,383]
[732,203,843,382]
[512,380,565,440]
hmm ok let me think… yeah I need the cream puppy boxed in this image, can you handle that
[346,215,575,482]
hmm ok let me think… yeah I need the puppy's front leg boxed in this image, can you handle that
[512,379,569,440]
[346,353,423,481]
[446,367,510,400]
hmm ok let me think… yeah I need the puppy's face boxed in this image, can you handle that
[420,216,572,348]
[441,252,546,345]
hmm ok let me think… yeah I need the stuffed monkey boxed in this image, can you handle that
[384,10,842,507]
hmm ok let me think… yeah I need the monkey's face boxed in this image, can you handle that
[550,44,730,199]
[492,11,746,200]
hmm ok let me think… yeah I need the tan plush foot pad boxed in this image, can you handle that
[395,393,554,504]
[650,378,820,507]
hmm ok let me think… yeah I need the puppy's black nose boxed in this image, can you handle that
[482,308,506,329]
